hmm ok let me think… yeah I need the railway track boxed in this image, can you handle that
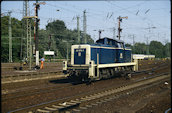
[1,71,65,84]
[2,60,170,100]
[2,59,170,112]
[2,79,86,101]
[2,60,169,97]
[132,60,170,75]
[2,59,169,84]
[138,60,168,70]
[7,72,170,113]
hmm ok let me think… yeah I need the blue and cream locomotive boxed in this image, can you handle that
[63,37,138,81]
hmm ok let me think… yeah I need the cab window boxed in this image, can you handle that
[117,43,121,48]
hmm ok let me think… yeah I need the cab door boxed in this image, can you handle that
[117,42,124,63]
[74,48,86,65]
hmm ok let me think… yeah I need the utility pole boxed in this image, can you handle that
[164,34,170,57]
[23,0,32,69]
[28,18,32,70]
[132,35,135,46]
[23,17,32,70]
[67,43,68,61]
[144,34,149,55]
[128,34,135,53]
[132,34,135,53]
[8,11,12,63]
[35,0,39,66]
[21,1,25,60]
[147,36,149,55]
[145,25,156,55]
[113,27,116,39]
[62,40,73,61]
[83,10,87,44]
[21,0,30,61]
[33,1,45,66]
[145,25,156,37]
[26,0,29,59]
[77,16,80,44]
[23,1,45,69]
[117,16,128,40]
[48,35,51,51]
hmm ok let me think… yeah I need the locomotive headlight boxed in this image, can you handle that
[78,52,81,56]
[89,61,92,68]
[62,61,67,71]
[120,53,123,58]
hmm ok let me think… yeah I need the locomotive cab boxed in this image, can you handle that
[96,37,125,49]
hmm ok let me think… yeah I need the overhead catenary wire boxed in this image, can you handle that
[45,3,81,14]
[38,2,119,38]
[106,1,170,30]
[2,1,170,45]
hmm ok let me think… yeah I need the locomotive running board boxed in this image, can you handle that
[97,62,136,68]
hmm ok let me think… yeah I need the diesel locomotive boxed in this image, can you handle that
[63,37,138,82]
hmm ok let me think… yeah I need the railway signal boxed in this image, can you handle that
[33,1,46,67]
[83,10,87,44]
[77,16,80,44]
[23,1,45,69]
[117,16,128,40]
[93,29,104,39]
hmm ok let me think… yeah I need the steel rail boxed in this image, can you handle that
[1,71,65,84]
[2,83,73,101]
[7,72,170,113]
[3,62,169,102]
[2,59,169,84]
[2,63,169,100]
[70,77,170,113]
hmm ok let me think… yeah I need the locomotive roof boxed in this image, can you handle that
[91,37,126,48]
[96,37,124,43]
[73,37,127,48]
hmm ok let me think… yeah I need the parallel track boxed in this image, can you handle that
[2,60,169,101]
[2,82,73,101]
[1,71,64,84]
[2,60,169,84]
[2,60,170,113]
[7,72,170,113]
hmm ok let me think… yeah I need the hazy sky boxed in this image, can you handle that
[1,0,171,45]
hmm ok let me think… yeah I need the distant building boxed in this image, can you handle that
[132,54,155,60]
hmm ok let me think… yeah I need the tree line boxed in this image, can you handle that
[125,41,171,58]
[1,16,94,62]
[1,16,171,62]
